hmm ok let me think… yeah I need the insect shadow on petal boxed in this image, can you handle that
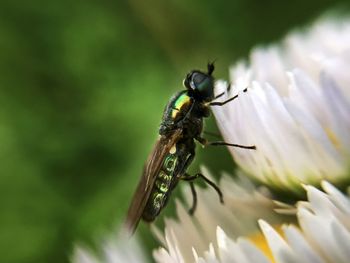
[124,63,256,235]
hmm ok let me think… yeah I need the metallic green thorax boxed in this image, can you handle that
[172,92,191,118]
[159,90,193,135]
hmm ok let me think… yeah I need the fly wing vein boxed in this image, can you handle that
[124,129,182,235]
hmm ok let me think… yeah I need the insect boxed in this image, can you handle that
[124,63,256,235]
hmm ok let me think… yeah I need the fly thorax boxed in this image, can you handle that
[183,117,203,139]
[159,120,175,135]
[200,104,211,118]
[170,92,192,121]
[159,91,193,135]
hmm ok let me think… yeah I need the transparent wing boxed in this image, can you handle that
[124,129,182,235]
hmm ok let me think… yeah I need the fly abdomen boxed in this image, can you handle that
[142,171,174,222]
[142,152,178,222]
[155,172,172,193]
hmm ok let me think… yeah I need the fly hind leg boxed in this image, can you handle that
[188,181,197,215]
[180,172,224,215]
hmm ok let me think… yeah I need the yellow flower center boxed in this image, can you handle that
[325,127,340,148]
[248,225,284,263]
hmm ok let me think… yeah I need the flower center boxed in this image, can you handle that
[325,127,340,149]
[248,225,284,263]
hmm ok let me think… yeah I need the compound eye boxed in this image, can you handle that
[190,73,206,90]
[183,73,192,89]
[183,67,214,101]
[191,72,214,100]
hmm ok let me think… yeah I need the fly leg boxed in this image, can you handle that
[175,102,195,129]
[180,172,224,215]
[210,86,247,106]
[188,181,197,215]
[213,83,231,100]
[196,136,256,150]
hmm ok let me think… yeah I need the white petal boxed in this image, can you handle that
[259,220,307,263]
[331,220,350,260]
[213,17,350,187]
[72,246,99,263]
[321,181,350,215]
[283,225,325,263]
[298,206,347,263]
[237,238,270,263]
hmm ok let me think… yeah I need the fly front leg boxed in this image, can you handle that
[196,136,256,150]
[210,86,247,106]
[180,172,224,215]
[213,83,231,100]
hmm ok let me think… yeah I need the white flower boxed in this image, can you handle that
[154,178,350,263]
[212,17,350,191]
[72,16,350,263]
[259,181,350,263]
[71,234,148,263]
[152,170,280,263]
[154,16,350,263]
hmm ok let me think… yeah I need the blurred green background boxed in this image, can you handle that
[0,0,349,262]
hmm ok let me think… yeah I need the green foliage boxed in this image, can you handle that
[0,0,348,262]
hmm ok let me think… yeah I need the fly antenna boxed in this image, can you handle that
[207,59,216,75]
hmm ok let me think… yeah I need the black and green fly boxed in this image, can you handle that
[125,63,256,234]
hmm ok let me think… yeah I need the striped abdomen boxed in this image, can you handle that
[142,149,179,222]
